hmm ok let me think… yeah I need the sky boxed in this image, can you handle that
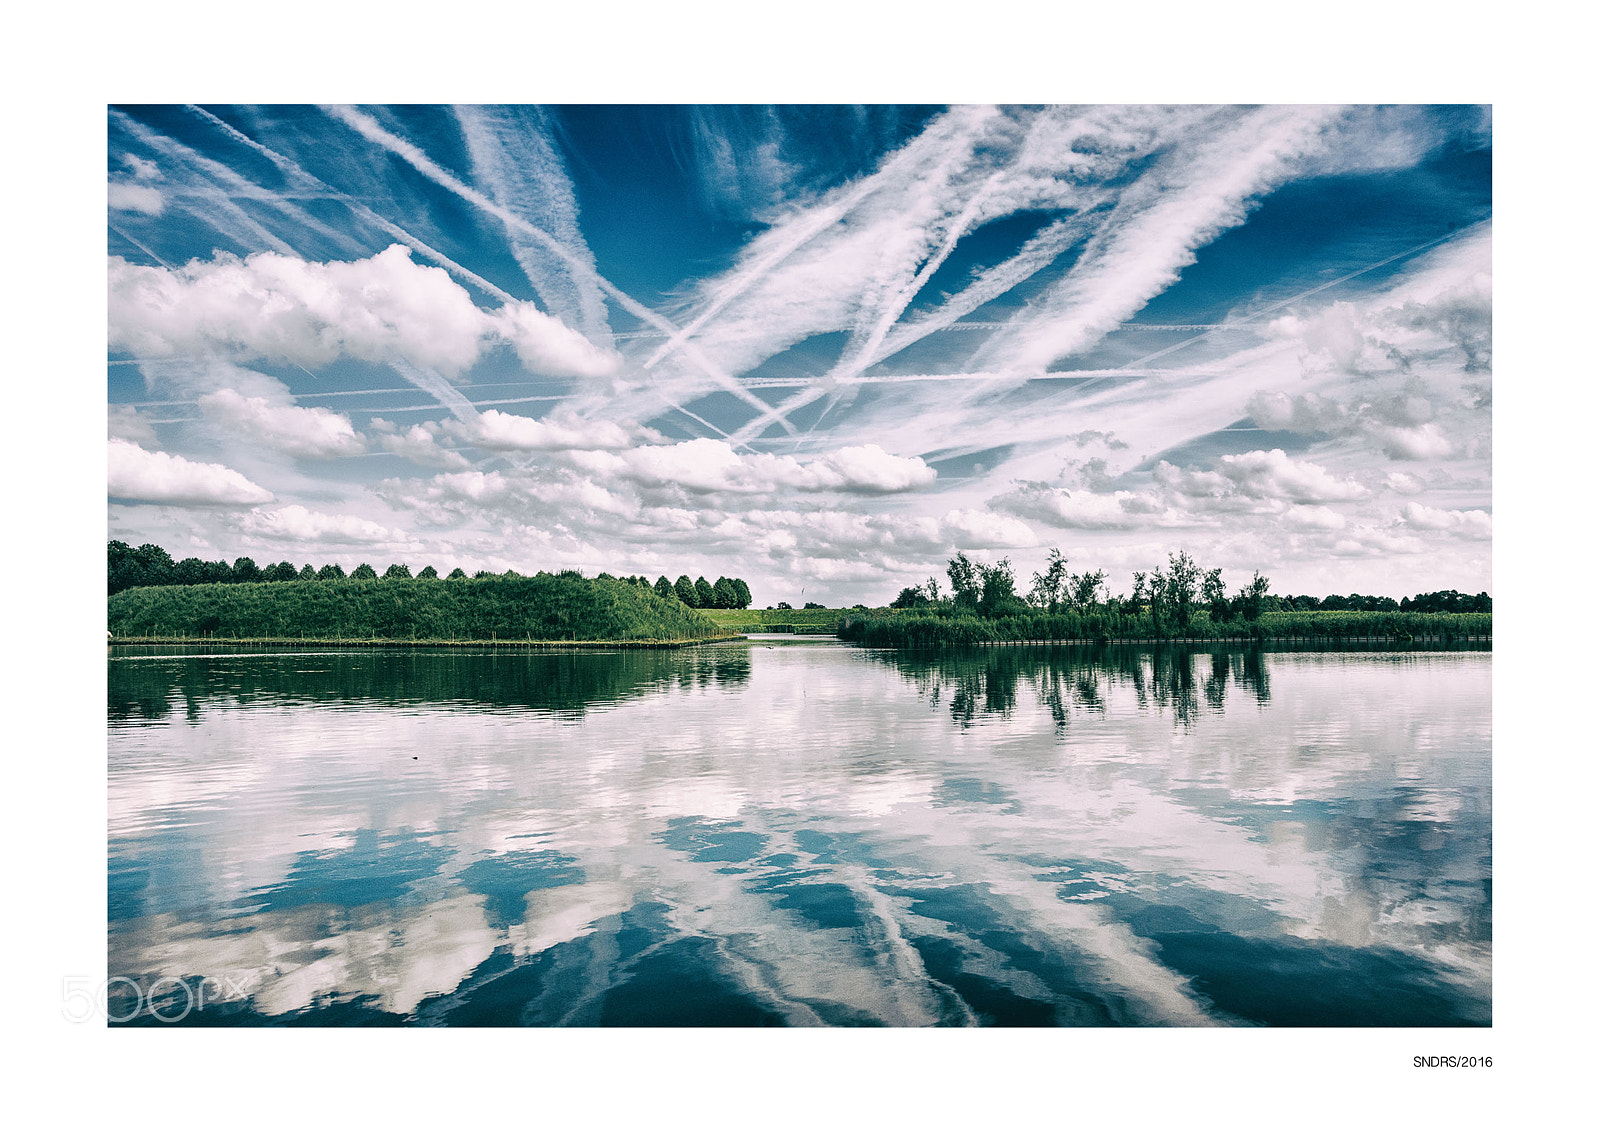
[106,104,1492,605]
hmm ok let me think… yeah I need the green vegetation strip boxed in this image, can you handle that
[108,574,730,645]
[838,608,1491,646]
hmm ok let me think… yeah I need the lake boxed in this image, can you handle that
[107,639,1490,1026]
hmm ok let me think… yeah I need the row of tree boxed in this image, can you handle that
[107,542,753,608]
[644,574,752,610]
[889,549,1489,631]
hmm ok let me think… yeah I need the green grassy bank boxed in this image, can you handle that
[108,573,731,644]
[698,607,878,633]
[837,607,1492,647]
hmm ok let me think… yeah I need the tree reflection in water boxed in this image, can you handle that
[874,643,1279,733]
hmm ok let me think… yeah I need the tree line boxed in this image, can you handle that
[107,541,753,609]
[889,548,1489,630]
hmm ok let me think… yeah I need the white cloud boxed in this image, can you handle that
[1213,449,1368,503]
[446,409,634,453]
[108,438,273,506]
[991,483,1174,530]
[1370,422,1454,461]
[1283,505,1347,531]
[1399,503,1491,540]
[569,438,935,496]
[237,505,400,544]
[108,245,620,379]
[108,405,158,445]
[199,389,365,458]
[122,153,161,180]
[108,182,164,215]
[374,423,470,470]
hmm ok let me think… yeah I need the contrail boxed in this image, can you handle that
[640,107,994,372]
[183,105,521,305]
[323,105,786,441]
[1119,228,1462,371]
[111,110,335,258]
[107,224,173,269]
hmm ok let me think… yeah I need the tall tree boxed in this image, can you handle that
[674,575,698,606]
[382,563,413,580]
[654,576,674,600]
[231,556,261,584]
[1164,551,1200,630]
[712,577,739,609]
[977,558,1022,618]
[350,563,378,580]
[946,552,980,610]
[731,579,752,609]
[1068,569,1107,613]
[416,565,439,579]
[1029,548,1069,612]
[1235,571,1271,621]
[694,576,716,608]
[446,567,467,580]
[1202,567,1229,622]
[317,563,346,581]
[297,563,316,581]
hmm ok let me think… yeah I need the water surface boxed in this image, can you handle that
[107,641,1490,1026]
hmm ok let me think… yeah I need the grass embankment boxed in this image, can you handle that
[108,574,733,645]
[699,607,880,634]
[838,607,1492,647]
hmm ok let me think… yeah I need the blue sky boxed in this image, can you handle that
[107,105,1491,604]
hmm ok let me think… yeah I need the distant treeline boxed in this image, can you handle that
[885,549,1490,623]
[108,573,729,643]
[851,549,1492,645]
[107,541,753,609]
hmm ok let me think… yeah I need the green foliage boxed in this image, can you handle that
[383,563,413,580]
[318,563,346,581]
[674,575,698,606]
[1029,548,1069,612]
[351,563,378,580]
[891,585,931,609]
[297,564,317,581]
[446,568,467,580]
[694,576,716,608]
[839,606,1491,646]
[416,565,439,580]
[232,557,262,584]
[946,552,980,610]
[108,574,729,643]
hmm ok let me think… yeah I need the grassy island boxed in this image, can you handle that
[108,572,733,645]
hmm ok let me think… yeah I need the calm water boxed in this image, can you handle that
[107,640,1490,1026]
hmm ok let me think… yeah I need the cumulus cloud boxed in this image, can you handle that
[237,505,400,544]
[1212,449,1369,503]
[108,182,164,215]
[570,439,935,496]
[445,409,634,453]
[991,482,1174,530]
[372,421,470,470]
[107,245,620,379]
[1369,422,1453,460]
[108,438,273,506]
[1399,503,1491,539]
[199,389,365,458]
